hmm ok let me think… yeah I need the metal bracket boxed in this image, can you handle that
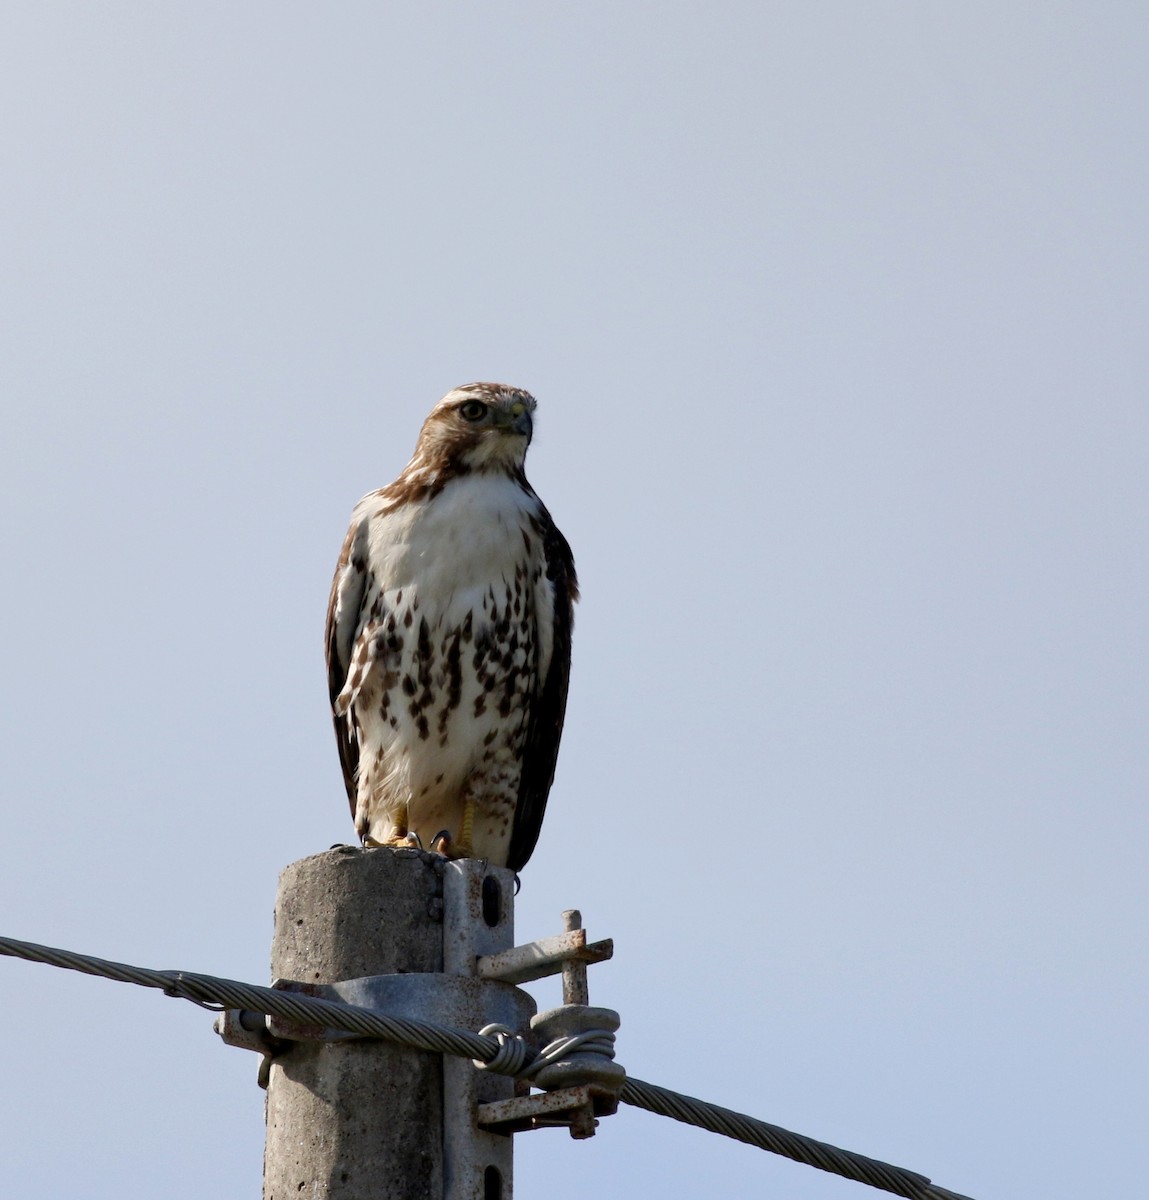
[260,972,535,1047]
[439,861,528,1200]
[477,928,614,984]
[214,1006,288,1090]
[477,1084,618,1140]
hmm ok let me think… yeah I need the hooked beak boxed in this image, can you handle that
[496,404,533,442]
[512,408,533,441]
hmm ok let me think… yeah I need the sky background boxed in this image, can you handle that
[1,5,1146,1198]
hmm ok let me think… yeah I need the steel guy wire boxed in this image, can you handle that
[0,933,973,1200]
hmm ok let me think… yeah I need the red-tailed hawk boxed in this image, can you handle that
[325,384,577,871]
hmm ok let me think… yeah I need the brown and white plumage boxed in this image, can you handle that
[324,383,577,871]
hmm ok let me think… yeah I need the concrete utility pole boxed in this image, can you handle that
[218,843,620,1200]
[264,846,448,1200]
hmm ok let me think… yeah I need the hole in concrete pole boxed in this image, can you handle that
[482,874,502,927]
[483,1165,503,1199]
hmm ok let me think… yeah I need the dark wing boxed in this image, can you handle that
[324,515,370,815]
[507,512,578,871]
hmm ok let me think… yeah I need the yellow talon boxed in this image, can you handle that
[362,802,422,850]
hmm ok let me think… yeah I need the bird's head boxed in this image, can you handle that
[415,383,537,475]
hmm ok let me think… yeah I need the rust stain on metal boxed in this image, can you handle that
[476,931,613,985]
[476,1084,618,1140]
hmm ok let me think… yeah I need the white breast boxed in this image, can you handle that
[362,473,544,631]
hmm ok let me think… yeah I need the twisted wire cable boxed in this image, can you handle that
[619,1077,973,1200]
[0,934,500,1064]
[0,933,973,1200]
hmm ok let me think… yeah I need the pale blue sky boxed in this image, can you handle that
[1,5,1146,1198]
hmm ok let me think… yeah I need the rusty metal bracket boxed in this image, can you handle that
[476,927,613,985]
[478,1084,618,1140]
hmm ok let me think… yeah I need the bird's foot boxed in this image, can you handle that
[429,830,474,860]
[363,831,423,851]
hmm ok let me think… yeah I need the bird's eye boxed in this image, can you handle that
[458,400,488,422]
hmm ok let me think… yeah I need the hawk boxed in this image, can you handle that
[325,383,578,872]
